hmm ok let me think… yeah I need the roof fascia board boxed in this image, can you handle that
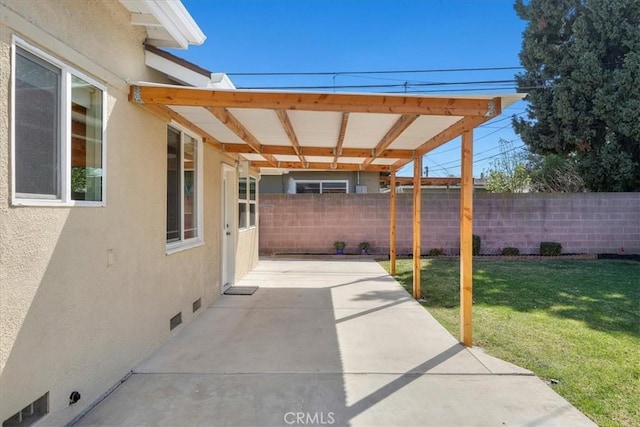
[141,0,206,49]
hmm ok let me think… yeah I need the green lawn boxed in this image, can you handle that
[379,258,640,427]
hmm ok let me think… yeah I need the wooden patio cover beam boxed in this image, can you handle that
[380,176,462,186]
[250,161,391,172]
[222,144,413,159]
[131,86,500,117]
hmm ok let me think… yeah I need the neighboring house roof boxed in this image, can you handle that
[119,0,205,49]
[128,83,524,175]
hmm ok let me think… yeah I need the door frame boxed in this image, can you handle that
[221,164,236,293]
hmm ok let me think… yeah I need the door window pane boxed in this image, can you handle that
[15,47,60,198]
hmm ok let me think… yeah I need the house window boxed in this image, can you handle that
[295,180,348,194]
[249,177,257,227]
[166,125,202,249]
[12,38,106,206]
[238,176,258,229]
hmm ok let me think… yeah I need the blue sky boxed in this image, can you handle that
[170,0,529,177]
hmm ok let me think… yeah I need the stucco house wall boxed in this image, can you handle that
[0,1,257,425]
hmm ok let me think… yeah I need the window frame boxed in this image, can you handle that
[166,123,204,254]
[238,174,258,231]
[11,36,107,207]
[294,180,349,194]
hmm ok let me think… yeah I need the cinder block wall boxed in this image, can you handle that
[259,193,640,255]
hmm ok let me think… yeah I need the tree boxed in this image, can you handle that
[484,139,532,193]
[528,153,585,192]
[513,0,640,191]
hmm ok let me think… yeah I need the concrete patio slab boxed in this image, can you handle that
[75,259,595,426]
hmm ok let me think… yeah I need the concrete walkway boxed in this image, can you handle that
[76,259,594,426]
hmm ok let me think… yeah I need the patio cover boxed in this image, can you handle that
[129,84,523,172]
[129,84,524,346]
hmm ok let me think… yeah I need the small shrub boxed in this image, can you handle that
[472,235,481,256]
[428,248,445,256]
[333,241,346,250]
[540,241,562,256]
[359,242,371,253]
[502,247,520,256]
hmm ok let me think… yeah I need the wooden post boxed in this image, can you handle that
[460,130,474,347]
[412,155,422,299]
[390,171,397,276]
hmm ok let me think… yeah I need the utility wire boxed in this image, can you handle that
[237,79,516,91]
[228,66,524,76]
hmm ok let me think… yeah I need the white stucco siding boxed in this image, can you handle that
[0,1,250,425]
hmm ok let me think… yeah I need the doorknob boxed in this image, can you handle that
[226,232,231,236]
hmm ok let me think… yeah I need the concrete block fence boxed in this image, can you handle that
[258,192,640,256]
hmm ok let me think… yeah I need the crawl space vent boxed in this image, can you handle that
[3,392,48,427]
[170,312,182,330]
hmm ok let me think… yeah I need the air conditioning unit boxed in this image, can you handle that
[355,185,367,194]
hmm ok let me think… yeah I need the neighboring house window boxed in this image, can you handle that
[12,38,106,206]
[295,180,348,194]
[238,176,258,229]
[166,125,202,249]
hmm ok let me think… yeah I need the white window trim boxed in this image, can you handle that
[238,174,258,232]
[294,179,349,194]
[165,122,204,254]
[11,36,108,207]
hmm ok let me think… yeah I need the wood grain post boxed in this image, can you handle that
[412,155,422,299]
[460,130,474,347]
[390,171,397,276]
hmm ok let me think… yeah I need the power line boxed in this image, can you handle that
[228,66,524,76]
[237,79,517,91]
[427,140,525,171]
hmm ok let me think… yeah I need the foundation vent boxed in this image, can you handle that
[170,312,182,330]
[3,392,49,427]
[192,298,201,313]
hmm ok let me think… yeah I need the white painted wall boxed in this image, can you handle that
[0,1,257,424]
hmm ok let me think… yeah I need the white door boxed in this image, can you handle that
[222,166,236,292]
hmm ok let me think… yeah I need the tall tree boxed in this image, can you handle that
[484,139,532,193]
[513,0,640,191]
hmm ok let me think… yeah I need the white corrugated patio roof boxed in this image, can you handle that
[129,83,524,172]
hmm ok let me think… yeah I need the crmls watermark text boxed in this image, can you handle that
[284,412,335,425]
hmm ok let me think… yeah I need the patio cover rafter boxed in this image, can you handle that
[332,112,350,169]
[276,110,307,167]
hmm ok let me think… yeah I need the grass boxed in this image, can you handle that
[379,258,640,427]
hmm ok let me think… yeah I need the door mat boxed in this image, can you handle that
[224,286,258,295]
